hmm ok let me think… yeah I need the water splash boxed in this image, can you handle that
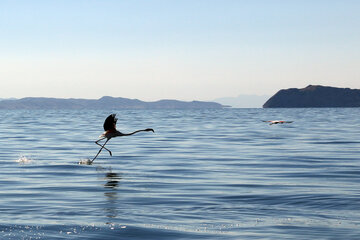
[78,158,92,165]
[15,156,33,164]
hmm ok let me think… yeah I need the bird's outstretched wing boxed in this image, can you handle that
[263,120,293,125]
[103,114,118,131]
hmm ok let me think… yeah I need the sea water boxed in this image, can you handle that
[0,108,359,239]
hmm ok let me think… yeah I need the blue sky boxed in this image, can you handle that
[1,0,359,101]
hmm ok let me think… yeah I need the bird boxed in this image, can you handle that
[263,120,293,125]
[91,114,154,163]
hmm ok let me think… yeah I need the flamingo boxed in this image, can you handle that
[263,120,293,125]
[91,114,154,163]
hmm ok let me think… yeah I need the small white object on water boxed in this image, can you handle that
[78,158,92,165]
[16,156,32,164]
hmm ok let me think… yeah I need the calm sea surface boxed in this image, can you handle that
[0,108,360,239]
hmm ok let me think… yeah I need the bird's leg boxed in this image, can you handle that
[91,139,110,163]
[95,139,112,156]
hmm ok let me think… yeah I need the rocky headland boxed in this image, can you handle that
[263,85,360,108]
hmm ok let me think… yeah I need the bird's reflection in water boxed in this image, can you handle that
[97,167,122,223]
[104,172,120,189]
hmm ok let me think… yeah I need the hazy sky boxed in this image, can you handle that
[1,0,359,101]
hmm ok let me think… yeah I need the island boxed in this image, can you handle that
[0,96,225,109]
[263,85,360,108]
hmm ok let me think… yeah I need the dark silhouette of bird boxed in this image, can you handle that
[91,114,154,163]
[263,120,293,125]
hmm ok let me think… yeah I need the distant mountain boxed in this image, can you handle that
[0,96,225,109]
[0,98,17,101]
[263,85,360,108]
[214,95,270,108]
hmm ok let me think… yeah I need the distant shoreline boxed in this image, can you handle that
[0,96,225,110]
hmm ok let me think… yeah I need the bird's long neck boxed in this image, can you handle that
[123,129,147,136]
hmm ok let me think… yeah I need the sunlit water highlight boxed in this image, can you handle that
[1,108,360,239]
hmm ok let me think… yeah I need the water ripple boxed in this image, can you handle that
[0,109,360,239]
